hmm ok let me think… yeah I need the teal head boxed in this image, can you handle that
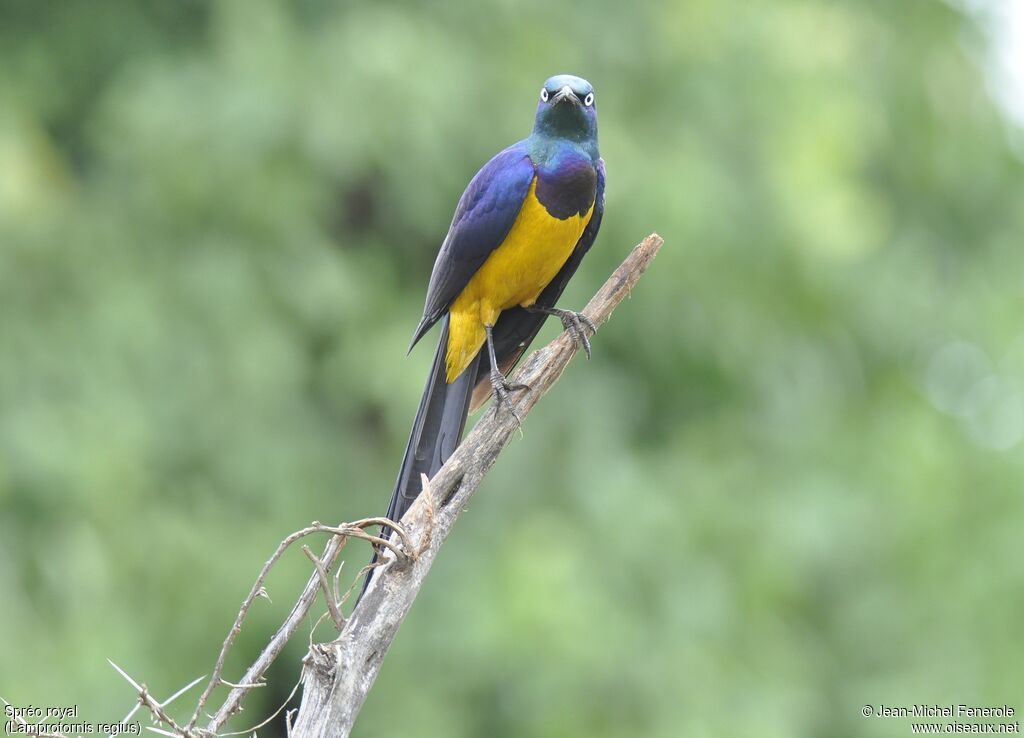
[532,74,598,144]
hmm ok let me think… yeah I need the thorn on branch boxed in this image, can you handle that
[108,660,186,737]
[218,679,265,690]
[186,514,413,735]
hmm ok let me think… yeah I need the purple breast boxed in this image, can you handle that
[534,157,597,220]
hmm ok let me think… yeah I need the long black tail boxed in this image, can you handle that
[359,316,480,600]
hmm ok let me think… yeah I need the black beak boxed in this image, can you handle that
[551,85,581,106]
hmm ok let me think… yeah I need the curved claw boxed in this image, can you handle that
[524,304,598,358]
[557,311,597,360]
[489,369,529,426]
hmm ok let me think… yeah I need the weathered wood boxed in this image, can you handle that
[290,233,664,738]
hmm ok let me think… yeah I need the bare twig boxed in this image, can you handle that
[190,527,316,728]
[216,678,302,737]
[113,674,205,738]
[310,523,410,563]
[108,660,187,735]
[290,233,664,738]
[99,517,400,738]
[302,545,346,631]
[196,517,416,734]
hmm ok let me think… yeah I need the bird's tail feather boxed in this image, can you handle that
[360,316,479,600]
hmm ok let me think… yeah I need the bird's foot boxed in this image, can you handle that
[489,368,529,426]
[547,307,597,359]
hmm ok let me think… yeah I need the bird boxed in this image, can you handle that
[363,74,605,597]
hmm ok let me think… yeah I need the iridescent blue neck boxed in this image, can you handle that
[527,126,599,164]
[530,102,598,157]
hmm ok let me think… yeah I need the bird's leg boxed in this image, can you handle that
[485,324,529,425]
[525,305,598,359]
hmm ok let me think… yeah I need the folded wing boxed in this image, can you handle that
[409,142,537,350]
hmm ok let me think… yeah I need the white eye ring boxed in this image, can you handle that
[584,92,594,106]
[540,88,549,102]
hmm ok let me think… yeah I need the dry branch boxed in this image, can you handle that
[290,232,664,738]
[193,519,412,735]
[302,545,346,631]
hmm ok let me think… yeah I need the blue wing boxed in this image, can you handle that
[470,157,606,410]
[409,141,536,349]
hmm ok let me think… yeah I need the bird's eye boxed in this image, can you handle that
[584,92,595,106]
[540,88,549,102]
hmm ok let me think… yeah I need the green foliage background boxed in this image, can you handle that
[2,1,1023,736]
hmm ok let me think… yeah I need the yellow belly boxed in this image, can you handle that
[445,179,593,382]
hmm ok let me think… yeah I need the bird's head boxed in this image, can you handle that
[532,74,598,143]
